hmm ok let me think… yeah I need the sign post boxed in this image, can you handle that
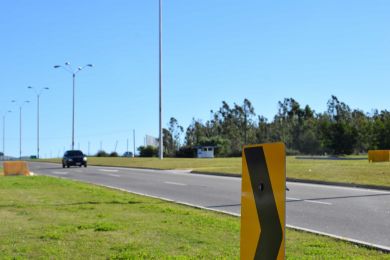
[241,143,286,260]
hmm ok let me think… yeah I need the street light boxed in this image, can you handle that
[11,100,30,159]
[159,0,163,159]
[2,110,12,160]
[28,86,49,158]
[54,62,93,150]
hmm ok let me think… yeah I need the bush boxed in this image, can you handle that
[96,150,109,157]
[110,152,119,157]
[176,146,196,158]
[138,146,158,157]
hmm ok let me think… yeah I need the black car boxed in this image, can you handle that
[62,150,87,168]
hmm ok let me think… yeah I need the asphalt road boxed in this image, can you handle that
[24,162,390,250]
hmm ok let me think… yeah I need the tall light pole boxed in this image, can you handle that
[54,62,93,150]
[2,110,12,160]
[12,100,30,159]
[133,129,135,158]
[159,0,163,159]
[28,86,49,159]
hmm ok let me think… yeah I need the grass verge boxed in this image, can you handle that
[37,156,390,187]
[0,176,388,259]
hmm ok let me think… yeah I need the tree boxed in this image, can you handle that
[168,117,184,152]
[96,150,108,157]
[138,146,158,157]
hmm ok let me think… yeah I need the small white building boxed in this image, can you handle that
[196,146,215,158]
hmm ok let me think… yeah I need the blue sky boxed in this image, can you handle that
[1,1,389,158]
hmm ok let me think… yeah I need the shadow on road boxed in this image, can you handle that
[287,192,390,203]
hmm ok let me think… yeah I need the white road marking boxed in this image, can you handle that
[287,197,300,201]
[288,182,390,193]
[164,181,187,186]
[287,197,332,205]
[51,171,68,175]
[99,169,119,173]
[108,174,120,177]
[304,200,332,205]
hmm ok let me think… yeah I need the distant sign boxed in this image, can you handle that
[368,150,390,163]
[241,143,285,260]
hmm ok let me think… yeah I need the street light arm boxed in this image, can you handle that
[38,87,49,96]
[54,64,73,74]
[2,110,11,117]
[21,100,30,109]
[74,64,93,75]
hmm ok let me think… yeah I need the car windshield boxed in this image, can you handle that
[67,151,83,156]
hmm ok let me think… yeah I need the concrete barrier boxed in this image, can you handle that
[368,150,390,163]
[3,161,31,176]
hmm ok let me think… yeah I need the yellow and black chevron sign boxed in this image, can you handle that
[241,143,285,260]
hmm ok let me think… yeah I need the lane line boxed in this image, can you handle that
[164,181,187,186]
[99,169,119,173]
[287,197,332,205]
[304,200,332,205]
[51,171,68,175]
[108,174,120,177]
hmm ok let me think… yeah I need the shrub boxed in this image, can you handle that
[96,150,109,157]
[138,146,158,157]
[110,152,119,157]
[176,146,196,158]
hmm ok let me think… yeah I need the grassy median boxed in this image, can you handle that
[0,176,388,259]
[38,156,390,187]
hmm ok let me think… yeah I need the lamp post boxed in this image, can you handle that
[2,110,12,160]
[28,86,49,159]
[54,62,93,150]
[159,0,163,159]
[12,100,30,159]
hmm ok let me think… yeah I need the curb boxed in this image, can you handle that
[286,178,390,191]
[190,171,241,178]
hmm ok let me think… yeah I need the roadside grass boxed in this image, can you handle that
[37,156,390,187]
[0,176,388,259]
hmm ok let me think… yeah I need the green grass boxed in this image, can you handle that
[38,156,390,187]
[0,176,388,259]
[287,156,390,187]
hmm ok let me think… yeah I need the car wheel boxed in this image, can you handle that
[84,164,87,168]
[62,164,65,168]
[67,164,70,168]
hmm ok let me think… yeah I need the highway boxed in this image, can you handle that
[26,161,390,251]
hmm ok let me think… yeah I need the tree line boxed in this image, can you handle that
[139,96,390,157]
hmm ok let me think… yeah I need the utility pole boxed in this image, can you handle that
[54,63,93,150]
[2,111,11,160]
[133,129,135,158]
[158,0,163,159]
[12,100,29,159]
